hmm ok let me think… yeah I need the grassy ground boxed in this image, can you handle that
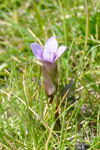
[0,0,100,149]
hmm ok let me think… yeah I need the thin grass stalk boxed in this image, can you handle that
[58,0,67,45]
[84,0,89,50]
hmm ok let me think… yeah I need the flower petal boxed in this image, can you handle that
[55,46,67,61]
[31,43,44,60]
[44,36,58,54]
[43,52,56,63]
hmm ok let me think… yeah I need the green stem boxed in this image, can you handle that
[58,0,67,45]
[84,0,89,50]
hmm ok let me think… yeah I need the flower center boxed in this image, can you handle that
[43,52,56,62]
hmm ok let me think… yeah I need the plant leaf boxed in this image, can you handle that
[62,78,76,99]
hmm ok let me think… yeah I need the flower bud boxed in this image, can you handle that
[43,62,57,96]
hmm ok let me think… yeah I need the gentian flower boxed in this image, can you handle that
[31,36,67,63]
[31,36,67,96]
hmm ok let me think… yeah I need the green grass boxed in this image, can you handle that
[0,0,100,149]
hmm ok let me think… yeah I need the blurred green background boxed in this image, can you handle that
[0,0,100,149]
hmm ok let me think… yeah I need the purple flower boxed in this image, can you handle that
[31,36,67,63]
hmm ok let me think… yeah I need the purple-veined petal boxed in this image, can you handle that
[43,52,56,63]
[54,46,67,61]
[44,36,58,54]
[31,43,44,60]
